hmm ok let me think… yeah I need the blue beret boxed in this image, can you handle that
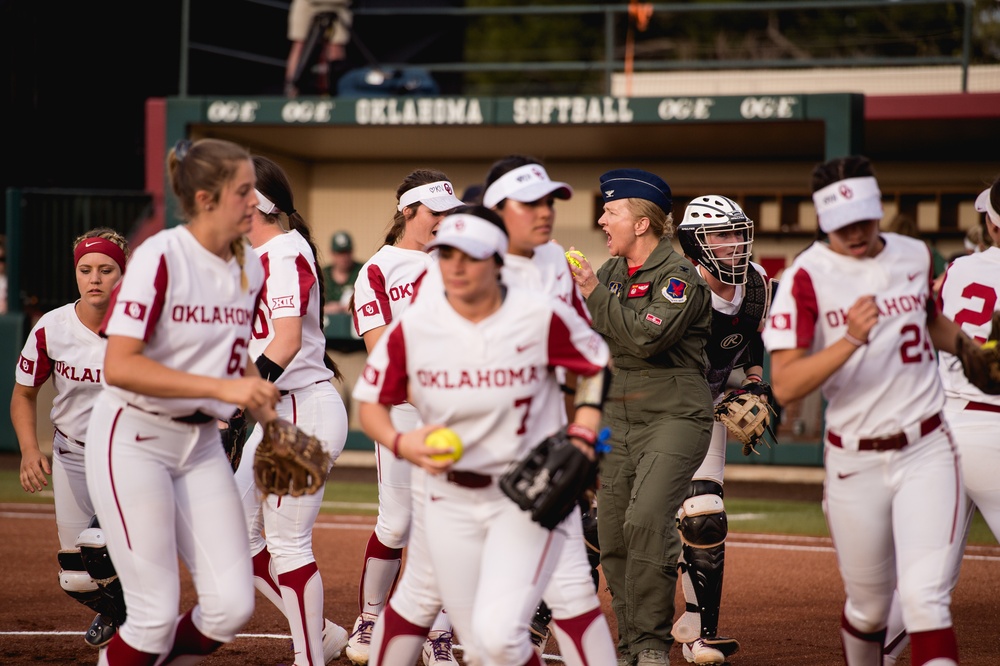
[599,168,672,214]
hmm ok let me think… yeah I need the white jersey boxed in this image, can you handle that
[353,287,609,477]
[16,302,105,442]
[249,230,333,390]
[353,245,433,337]
[102,226,265,420]
[762,233,943,438]
[937,246,1000,406]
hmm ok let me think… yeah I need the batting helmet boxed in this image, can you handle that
[677,195,754,286]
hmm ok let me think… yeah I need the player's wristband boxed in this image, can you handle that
[566,423,598,447]
[254,353,285,382]
[391,432,403,459]
[843,332,867,347]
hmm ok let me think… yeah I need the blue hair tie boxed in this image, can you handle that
[174,139,193,162]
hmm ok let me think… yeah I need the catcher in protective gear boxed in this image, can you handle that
[253,418,331,497]
[500,426,603,531]
[715,381,777,456]
[954,311,1000,395]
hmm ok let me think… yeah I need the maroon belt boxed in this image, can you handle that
[965,401,1000,414]
[55,428,85,448]
[827,413,942,452]
[446,471,492,488]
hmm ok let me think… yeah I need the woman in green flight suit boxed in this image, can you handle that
[569,168,714,666]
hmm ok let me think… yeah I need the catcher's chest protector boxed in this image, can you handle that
[705,269,768,394]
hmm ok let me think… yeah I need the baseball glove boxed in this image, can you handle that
[955,312,1000,395]
[500,430,599,531]
[715,384,777,456]
[219,409,248,473]
[253,419,331,497]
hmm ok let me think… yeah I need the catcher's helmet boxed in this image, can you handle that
[677,195,754,286]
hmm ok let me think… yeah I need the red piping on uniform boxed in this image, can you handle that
[145,255,169,343]
[278,562,321,666]
[790,268,819,349]
[947,429,961,545]
[32,327,52,385]
[107,408,132,549]
[295,253,316,317]
[292,393,298,424]
[380,325,409,405]
[552,607,603,666]
[532,531,557,585]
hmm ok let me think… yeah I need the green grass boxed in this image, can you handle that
[2,469,996,545]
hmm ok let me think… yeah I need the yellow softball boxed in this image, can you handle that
[566,250,587,270]
[984,340,998,349]
[425,428,463,463]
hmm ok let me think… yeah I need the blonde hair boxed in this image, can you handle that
[168,138,252,291]
[627,198,673,239]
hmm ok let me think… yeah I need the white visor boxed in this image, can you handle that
[813,176,883,233]
[976,187,1000,227]
[482,164,573,209]
[256,189,279,215]
[424,213,508,260]
[397,181,464,213]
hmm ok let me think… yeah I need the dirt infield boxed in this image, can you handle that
[2,467,1000,665]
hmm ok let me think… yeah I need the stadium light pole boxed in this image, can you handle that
[179,0,190,98]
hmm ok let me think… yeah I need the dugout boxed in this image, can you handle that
[140,90,1000,466]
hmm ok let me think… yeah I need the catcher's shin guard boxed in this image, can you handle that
[76,520,127,626]
[672,480,728,644]
[57,549,104,610]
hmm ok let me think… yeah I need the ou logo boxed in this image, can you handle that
[720,333,744,349]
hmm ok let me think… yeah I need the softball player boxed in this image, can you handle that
[234,155,350,665]
[392,160,617,664]
[347,169,463,665]
[883,179,1000,665]
[85,138,280,664]
[11,228,130,648]
[763,156,967,666]
[670,195,771,664]
[482,156,615,663]
[354,208,611,666]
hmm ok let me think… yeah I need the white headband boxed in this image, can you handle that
[256,189,279,215]
[397,180,464,213]
[976,187,1000,227]
[812,176,883,233]
[424,213,509,260]
[482,164,572,209]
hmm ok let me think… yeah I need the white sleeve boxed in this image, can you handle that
[104,243,166,342]
[265,250,313,320]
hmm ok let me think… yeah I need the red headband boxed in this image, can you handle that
[74,238,127,273]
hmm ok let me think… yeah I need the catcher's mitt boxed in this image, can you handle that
[219,409,248,473]
[715,384,777,456]
[500,430,599,531]
[955,311,1000,395]
[253,419,331,497]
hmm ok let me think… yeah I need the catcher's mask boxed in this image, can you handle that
[678,195,753,286]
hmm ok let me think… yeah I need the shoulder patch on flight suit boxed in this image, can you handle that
[662,278,688,303]
[609,281,623,296]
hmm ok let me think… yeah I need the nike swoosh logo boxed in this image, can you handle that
[135,434,158,442]
[837,471,859,480]
[907,272,921,281]
[516,342,538,353]
[556,273,565,280]
[84,240,100,247]
[430,495,444,502]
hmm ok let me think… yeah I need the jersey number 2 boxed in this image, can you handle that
[952,282,998,344]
